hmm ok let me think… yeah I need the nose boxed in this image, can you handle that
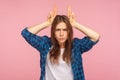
[60,30,64,36]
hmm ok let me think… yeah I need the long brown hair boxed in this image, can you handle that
[50,15,73,64]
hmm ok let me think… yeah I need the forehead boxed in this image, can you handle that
[56,22,67,29]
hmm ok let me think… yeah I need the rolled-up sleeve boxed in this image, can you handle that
[21,27,49,51]
[74,36,99,54]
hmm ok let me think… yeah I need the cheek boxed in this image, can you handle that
[55,32,59,38]
[65,32,68,38]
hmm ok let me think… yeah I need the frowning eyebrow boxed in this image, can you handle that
[55,28,67,31]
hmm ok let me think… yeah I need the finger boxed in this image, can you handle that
[48,12,52,19]
[67,5,72,18]
[47,12,51,21]
[53,5,57,16]
[50,11,52,16]
[47,12,50,18]
[72,12,75,19]
[67,6,70,17]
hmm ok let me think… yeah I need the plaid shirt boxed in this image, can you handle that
[21,28,98,80]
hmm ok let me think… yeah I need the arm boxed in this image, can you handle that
[27,21,50,34]
[67,6,100,42]
[72,22,100,42]
[27,6,57,34]
[21,7,57,51]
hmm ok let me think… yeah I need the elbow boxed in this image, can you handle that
[91,33,100,42]
[94,33,100,42]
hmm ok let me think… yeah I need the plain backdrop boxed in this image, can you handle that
[0,0,120,80]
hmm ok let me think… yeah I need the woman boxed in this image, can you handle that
[21,7,100,80]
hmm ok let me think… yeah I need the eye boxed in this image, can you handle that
[63,29,67,31]
[55,29,60,31]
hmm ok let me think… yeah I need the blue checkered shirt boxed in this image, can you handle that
[21,28,98,80]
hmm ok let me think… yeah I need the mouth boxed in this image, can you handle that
[59,38,65,40]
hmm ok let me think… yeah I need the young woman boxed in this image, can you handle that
[21,7,100,80]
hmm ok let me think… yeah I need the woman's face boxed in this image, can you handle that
[55,22,68,47]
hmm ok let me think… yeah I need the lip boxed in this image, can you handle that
[59,38,65,40]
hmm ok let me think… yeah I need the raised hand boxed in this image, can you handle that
[67,6,76,26]
[47,6,57,26]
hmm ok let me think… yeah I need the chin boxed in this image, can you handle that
[60,40,66,43]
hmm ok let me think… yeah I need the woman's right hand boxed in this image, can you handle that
[47,6,57,26]
[67,6,76,27]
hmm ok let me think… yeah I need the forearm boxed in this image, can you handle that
[73,22,100,42]
[27,21,50,34]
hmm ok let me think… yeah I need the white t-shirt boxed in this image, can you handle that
[45,48,73,80]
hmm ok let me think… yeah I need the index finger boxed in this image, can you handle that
[52,5,57,16]
[67,5,72,17]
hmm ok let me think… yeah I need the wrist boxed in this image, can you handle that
[44,21,51,27]
[71,22,79,28]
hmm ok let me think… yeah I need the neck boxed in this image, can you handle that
[59,43,65,48]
